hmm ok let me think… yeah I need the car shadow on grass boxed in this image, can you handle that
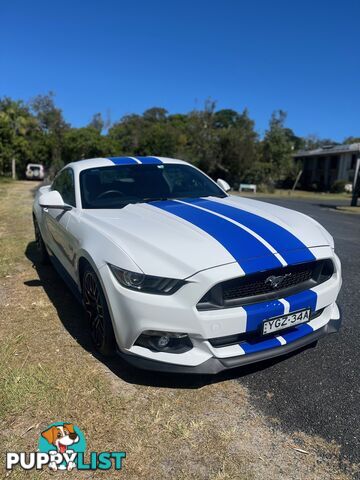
[24,240,314,389]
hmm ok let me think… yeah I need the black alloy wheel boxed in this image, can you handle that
[82,267,116,356]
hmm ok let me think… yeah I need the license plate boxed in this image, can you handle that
[262,308,310,336]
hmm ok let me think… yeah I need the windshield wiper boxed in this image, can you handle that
[138,197,171,203]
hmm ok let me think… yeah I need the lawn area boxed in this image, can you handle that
[234,188,352,202]
[0,181,354,479]
[0,176,14,184]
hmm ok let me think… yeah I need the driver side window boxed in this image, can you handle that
[52,169,76,207]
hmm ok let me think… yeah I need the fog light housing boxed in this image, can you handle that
[135,331,192,353]
[155,335,171,349]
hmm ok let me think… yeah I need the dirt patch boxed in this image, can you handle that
[0,181,357,479]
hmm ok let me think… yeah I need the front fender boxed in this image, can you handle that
[69,210,142,294]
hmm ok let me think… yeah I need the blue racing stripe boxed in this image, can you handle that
[285,289,318,313]
[282,323,313,343]
[241,323,314,354]
[108,157,139,165]
[242,289,317,338]
[241,336,282,354]
[243,299,284,332]
[182,198,316,265]
[151,200,282,274]
[136,156,163,164]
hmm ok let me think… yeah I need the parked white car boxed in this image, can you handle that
[32,157,342,373]
[26,163,45,180]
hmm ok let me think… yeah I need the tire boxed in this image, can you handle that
[82,266,116,356]
[33,217,50,265]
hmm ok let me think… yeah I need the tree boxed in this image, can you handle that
[343,136,360,145]
[0,97,41,176]
[185,99,220,171]
[62,127,117,163]
[302,134,338,150]
[88,113,104,133]
[108,114,143,154]
[143,107,168,122]
[262,110,294,184]
[215,109,259,183]
[213,109,240,129]
[0,93,321,189]
[30,92,69,175]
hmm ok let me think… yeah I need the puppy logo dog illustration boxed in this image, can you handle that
[41,423,80,471]
[7,422,126,471]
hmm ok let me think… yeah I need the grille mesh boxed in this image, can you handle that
[197,259,334,310]
[223,265,313,300]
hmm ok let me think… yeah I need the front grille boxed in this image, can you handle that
[223,264,313,300]
[197,259,334,311]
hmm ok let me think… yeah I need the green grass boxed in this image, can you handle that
[234,188,351,201]
[0,175,14,184]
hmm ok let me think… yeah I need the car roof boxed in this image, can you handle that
[66,157,190,174]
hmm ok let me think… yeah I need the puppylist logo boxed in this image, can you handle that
[6,422,126,472]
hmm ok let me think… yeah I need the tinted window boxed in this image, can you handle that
[52,169,76,206]
[80,164,226,209]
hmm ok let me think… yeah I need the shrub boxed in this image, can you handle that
[257,183,275,194]
[330,179,347,193]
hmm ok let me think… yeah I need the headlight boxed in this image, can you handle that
[108,264,186,295]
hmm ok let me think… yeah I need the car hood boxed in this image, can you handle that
[83,195,332,278]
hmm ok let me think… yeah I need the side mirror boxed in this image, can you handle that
[217,178,231,192]
[39,190,72,211]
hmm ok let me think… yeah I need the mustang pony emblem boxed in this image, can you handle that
[265,273,292,289]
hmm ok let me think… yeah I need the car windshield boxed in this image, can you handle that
[80,164,226,209]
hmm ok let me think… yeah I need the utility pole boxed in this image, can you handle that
[351,156,360,207]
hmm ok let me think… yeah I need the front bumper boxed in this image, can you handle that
[99,247,342,374]
[118,314,342,374]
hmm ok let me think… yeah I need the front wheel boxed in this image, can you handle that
[82,266,116,356]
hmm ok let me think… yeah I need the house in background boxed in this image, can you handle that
[293,143,360,191]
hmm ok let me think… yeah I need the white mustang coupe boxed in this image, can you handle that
[33,157,342,373]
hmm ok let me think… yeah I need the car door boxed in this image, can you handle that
[43,168,77,276]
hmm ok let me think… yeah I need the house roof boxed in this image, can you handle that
[293,143,360,158]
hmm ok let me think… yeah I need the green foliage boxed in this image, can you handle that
[30,92,69,176]
[343,136,360,145]
[62,127,117,164]
[0,97,42,176]
[88,113,104,133]
[262,110,295,182]
[0,94,337,188]
[330,179,348,193]
[302,135,339,150]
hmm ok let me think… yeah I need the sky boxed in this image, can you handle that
[0,0,359,141]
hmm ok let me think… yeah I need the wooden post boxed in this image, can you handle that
[291,169,303,193]
[11,158,16,180]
